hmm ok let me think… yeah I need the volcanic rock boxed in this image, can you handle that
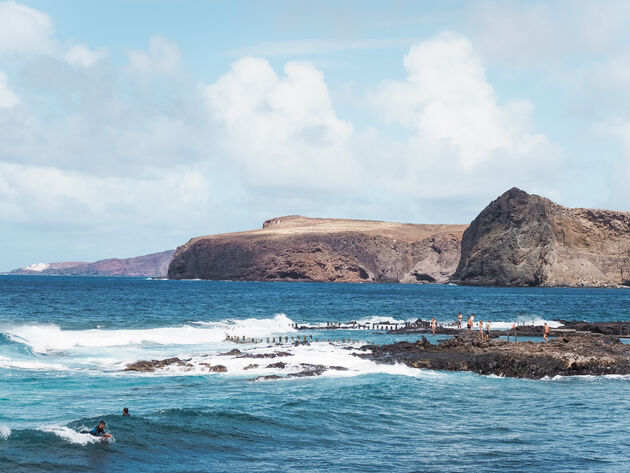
[451,188,630,287]
[124,357,185,372]
[361,333,630,379]
[167,216,466,283]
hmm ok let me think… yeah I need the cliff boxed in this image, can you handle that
[167,216,467,283]
[8,250,175,277]
[451,188,630,287]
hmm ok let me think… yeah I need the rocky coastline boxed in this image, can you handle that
[122,320,630,380]
[360,331,630,379]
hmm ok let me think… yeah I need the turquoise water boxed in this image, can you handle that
[1,276,629,472]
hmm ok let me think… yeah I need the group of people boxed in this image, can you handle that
[87,408,130,439]
[431,313,551,342]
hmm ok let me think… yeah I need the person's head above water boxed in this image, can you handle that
[123,408,129,416]
[99,420,105,428]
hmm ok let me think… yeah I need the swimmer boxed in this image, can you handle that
[122,408,130,417]
[467,316,473,331]
[90,420,112,439]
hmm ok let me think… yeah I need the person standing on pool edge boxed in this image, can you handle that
[544,322,550,342]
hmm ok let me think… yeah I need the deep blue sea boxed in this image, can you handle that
[1,276,629,472]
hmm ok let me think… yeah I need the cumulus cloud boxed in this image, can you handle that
[0,71,19,108]
[467,0,630,67]
[205,57,356,190]
[63,44,107,68]
[370,33,561,197]
[127,36,182,75]
[0,162,211,226]
[0,1,55,54]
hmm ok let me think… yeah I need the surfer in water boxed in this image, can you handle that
[90,420,113,439]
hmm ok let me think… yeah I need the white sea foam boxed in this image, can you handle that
[0,425,10,440]
[131,341,427,379]
[0,355,68,371]
[353,315,407,326]
[3,314,296,354]
[38,425,102,445]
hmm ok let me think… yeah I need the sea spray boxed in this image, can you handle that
[0,424,11,440]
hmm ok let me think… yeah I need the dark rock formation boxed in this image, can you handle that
[8,250,175,278]
[124,357,185,372]
[451,188,630,287]
[361,332,630,379]
[167,216,466,283]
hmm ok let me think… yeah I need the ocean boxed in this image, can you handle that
[0,276,629,472]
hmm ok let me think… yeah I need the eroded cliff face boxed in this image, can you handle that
[167,216,467,283]
[451,188,630,287]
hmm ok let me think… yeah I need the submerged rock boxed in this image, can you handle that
[200,363,227,372]
[237,351,293,359]
[251,375,283,382]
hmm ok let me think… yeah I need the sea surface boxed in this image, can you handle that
[1,276,629,472]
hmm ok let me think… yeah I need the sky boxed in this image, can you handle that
[1,0,630,270]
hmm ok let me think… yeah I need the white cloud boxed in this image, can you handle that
[0,162,211,225]
[127,35,182,75]
[0,1,55,54]
[63,44,106,68]
[468,0,630,67]
[0,70,19,107]
[205,57,356,189]
[228,37,416,58]
[372,33,557,173]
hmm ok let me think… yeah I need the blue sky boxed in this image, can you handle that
[1,0,630,270]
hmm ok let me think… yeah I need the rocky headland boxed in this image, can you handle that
[451,188,630,287]
[7,250,175,277]
[167,216,466,283]
[167,188,630,287]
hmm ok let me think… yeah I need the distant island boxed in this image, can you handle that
[6,250,174,278]
[7,188,630,286]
